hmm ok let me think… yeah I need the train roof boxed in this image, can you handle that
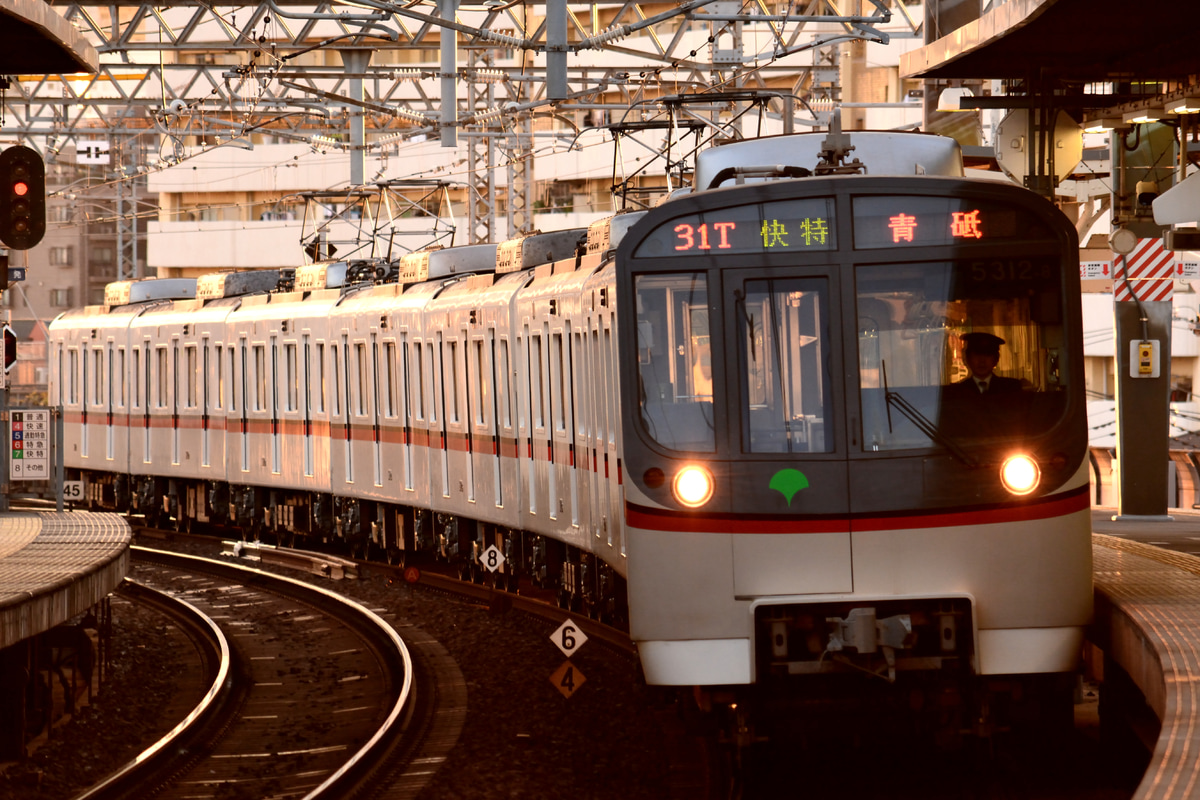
[586,211,647,256]
[496,228,586,275]
[694,130,963,191]
[294,262,348,291]
[196,270,280,300]
[104,278,198,307]
[396,243,498,284]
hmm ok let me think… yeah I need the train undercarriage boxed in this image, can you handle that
[73,469,627,625]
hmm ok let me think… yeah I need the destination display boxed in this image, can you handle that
[851,195,1055,249]
[634,198,837,257]
[633,195,1058,259]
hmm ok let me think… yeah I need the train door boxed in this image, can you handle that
[81,343,89,459]
[485,329,502,508]
[460,328,476,504]
[142,342,151,464]
[201,339,210,468]
[339,334,352,484]
[171,340,181,466]
[106,341,115,460]
[399,332,413,491]
[271,336,281,475]
[371,335,383,488]
[720,268,851,595]
[303,335,314,477]
[434,334,449,498]
[239,339,249,473]
[495,334,513,509]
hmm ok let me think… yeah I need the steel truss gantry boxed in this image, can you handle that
[3,0,916,245]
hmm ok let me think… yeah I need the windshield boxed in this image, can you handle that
[857,259,1067,451]
[635,272,715,452]
[738,277,832,453]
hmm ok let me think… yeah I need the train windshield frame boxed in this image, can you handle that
[617,175,1084,509]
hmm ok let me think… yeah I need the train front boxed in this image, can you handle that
[616,173,1091,736]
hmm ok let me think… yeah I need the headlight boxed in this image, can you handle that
[1000,454,1040,496]
[673,465,714,508]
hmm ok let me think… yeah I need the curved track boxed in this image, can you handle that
[78,548,420,800]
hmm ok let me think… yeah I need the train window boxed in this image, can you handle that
[118,348,126,408]
[331,345,341,416]
[186,346,198,409]
[228,346,237,412]
[856,259,1066,451]
[254,345,267,412]
[316,343,326,413]
[93,349,103,407]
[214,345,223,411]
[68,348,77,405]
[498,338,512,430]
[443,339,457,423]
[385,342,398,418]
[426,342,437,424]
[285,343,298,412]
[635,272,715,452]
[531,333,545,430]
[551,332,566,432]
[131,349,139,409]
[355,343,368,416]
[473,339,486,426]
[412,341,425,422]
[737,277,831,454]
[156,347,168,408]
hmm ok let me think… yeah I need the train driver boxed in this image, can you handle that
[948,332,1023,397]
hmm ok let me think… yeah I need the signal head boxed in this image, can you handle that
[0,146,46,250]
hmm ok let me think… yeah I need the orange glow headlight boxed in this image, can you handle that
[1000,454,1040,496]
[673,465,714,508]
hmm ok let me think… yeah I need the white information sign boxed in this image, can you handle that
[479,544,506,573]
[11,409,50,480]
[550,618,588,657]
[63,481,84,501]
[77,140,111,165]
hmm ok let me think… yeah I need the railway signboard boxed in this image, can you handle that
[550,618,587,657]
[479,543,505,572]
[10,409,49,480]
[549,661,586,699]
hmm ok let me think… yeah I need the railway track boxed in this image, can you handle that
[75,547,443,800]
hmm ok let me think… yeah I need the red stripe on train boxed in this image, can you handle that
[627,486,1090,534]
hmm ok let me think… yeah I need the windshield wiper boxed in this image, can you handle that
[882,361,977,468]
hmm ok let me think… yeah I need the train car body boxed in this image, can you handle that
[616,130,1090,736]
[48,126,1091,741]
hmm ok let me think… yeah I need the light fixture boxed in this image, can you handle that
[936,87,974,112]
[672,465,715,508]
[1167,96,1200,114]
[1000,454,1040,496]
[1083,117,1123,133]
[1124,106,1164,125]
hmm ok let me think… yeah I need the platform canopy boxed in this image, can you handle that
[902,0,1199,83]
[0,0,97,75]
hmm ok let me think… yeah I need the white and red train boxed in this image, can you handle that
[49,127,1092,738]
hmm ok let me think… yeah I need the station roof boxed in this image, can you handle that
[0,0,97,75]
[901,0,1198,85]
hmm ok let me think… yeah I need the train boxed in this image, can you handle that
[49,124,1092,743]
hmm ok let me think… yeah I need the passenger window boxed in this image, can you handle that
[634,272,715,452]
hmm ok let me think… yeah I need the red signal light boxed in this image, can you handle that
[12,181,28,197]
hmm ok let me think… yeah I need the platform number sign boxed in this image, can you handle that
[549,619,589,699]
[10,409,49,480]
[551,619,588,657]
[550,660,586,699]
[479,544,505,573]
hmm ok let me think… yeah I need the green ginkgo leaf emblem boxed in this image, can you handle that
[769,469,809,506]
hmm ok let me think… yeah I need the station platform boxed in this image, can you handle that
[0,511,131,650]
